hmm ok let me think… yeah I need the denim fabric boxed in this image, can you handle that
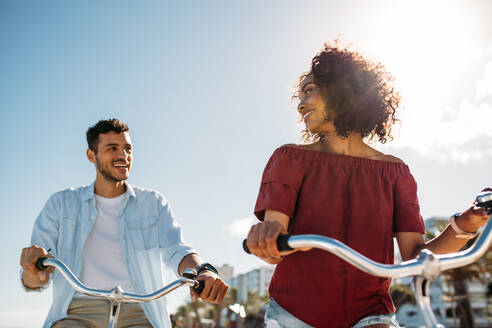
[20,182,196,328]
[351,313,399,328]
[265,298,399,328]
[264,298,313,328]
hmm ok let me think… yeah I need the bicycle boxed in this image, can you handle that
[35,257,204,328]
[243,191,492,328]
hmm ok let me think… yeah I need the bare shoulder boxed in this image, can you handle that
[281,143,319,150]
[375,154,405,164]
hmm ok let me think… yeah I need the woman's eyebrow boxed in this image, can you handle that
[301,82,314,93]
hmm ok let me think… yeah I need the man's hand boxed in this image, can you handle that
[20,245,54,289]
[456,187,492,233]
[191,271,228,304]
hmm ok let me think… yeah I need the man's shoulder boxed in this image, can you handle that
[130,185,167,203]
[49,184,93,201]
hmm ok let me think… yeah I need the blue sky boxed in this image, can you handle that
[1,1,492,326]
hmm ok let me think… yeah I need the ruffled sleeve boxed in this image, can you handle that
[393,169,426,234]
[254,146,307,220]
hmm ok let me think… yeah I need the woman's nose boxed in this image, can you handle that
[297,101,305,114]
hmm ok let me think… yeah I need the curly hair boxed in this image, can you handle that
[86,118,130,152]
[295,41,400,144]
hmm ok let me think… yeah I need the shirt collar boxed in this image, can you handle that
[82,181,136,201]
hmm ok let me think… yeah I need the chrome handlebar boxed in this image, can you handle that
[36,257,203,328]
[276,213,492,280]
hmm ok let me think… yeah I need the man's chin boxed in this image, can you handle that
[101,172,129,183]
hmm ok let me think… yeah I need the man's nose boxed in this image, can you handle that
[117,149,129,159]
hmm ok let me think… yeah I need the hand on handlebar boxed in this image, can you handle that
[191,271,229,304]
[20,245,54,289]
[456,187,492,233]
[246,221,311,264]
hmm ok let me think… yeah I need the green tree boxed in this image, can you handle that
[197,287,238,327]
[243,291,268,325]
[175,304,191,326]
[390,283,415,310]
[188,299,205,324]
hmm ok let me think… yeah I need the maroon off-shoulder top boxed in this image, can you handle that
[254,145,425,327]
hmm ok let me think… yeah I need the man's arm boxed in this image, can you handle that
[178,253,228,304]
[20,193,60,291]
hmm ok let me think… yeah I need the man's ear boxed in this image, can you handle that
[87,148,96,164]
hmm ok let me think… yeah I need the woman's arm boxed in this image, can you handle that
[397,204,490,261]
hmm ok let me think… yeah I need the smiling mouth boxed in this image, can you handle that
[302,111,313,122]
[112,162,129,169]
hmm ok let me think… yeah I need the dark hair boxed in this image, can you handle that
[86,118,130,152]
[295,41,400,144]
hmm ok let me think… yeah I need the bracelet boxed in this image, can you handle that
[197,263,218,276]
[449,213,476,240]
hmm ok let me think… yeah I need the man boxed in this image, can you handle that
[20,119,228,328]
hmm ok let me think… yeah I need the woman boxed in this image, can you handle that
[246,42,490,328]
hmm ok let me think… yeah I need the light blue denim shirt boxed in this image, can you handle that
[21,182,197,328]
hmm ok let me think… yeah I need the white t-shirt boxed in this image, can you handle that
[77,192,133,296]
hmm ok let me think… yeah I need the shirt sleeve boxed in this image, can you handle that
[393,170,426,234]
[156,196,197,277]
[254,147,306,221]
[20,193,60,292]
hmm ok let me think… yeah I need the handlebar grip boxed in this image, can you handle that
[194,280,205,294]
[242,234,293,254]
[476,191,492,214]
[35,257,48,271]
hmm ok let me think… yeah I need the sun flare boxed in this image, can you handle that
[364,1,492,161]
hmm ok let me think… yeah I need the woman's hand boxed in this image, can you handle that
[247,220,286,263]
[246,210,311,264]
[455,188,491,233]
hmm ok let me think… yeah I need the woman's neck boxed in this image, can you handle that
[316,132,379,158]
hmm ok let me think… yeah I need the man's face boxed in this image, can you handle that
[88,131,133,182]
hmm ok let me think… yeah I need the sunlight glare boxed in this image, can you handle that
[364,1,491,162]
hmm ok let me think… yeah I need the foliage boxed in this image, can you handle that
[425,220,492,327]
[390,283,415,309]
[171,287,270,327]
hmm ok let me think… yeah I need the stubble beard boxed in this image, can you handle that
[95,158,128,183]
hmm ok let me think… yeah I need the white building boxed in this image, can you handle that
[395,217,492,327]
[217,264,234,281]
[227,265,275,303]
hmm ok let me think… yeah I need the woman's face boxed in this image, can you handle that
[297,74,334,134]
